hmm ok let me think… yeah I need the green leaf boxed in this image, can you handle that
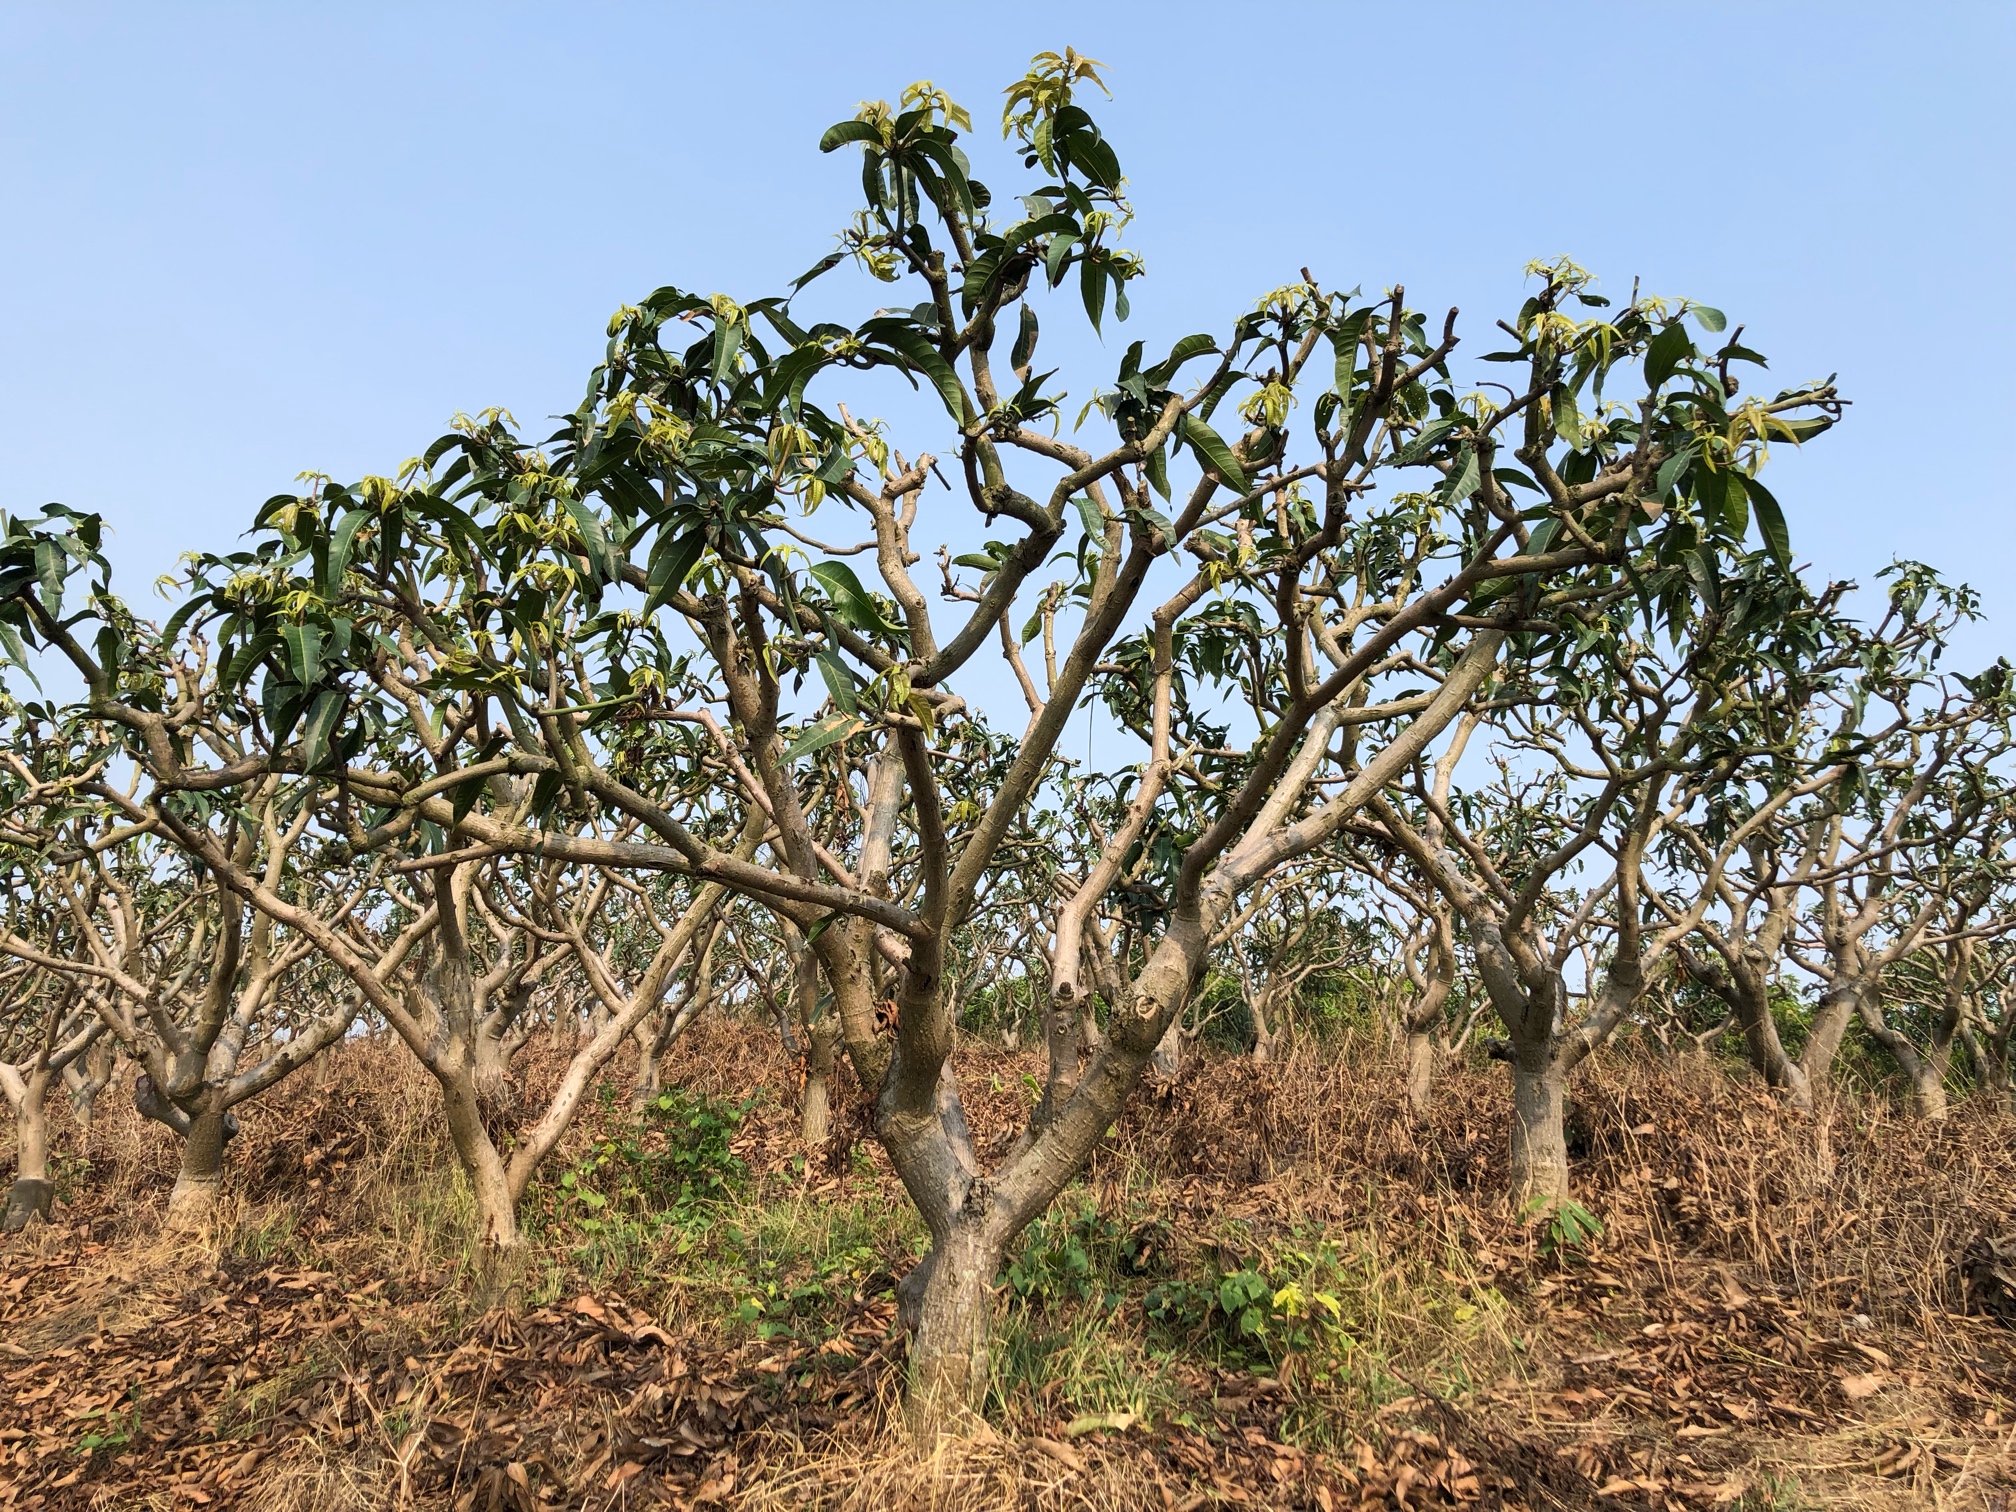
[1387,414,1458,468]
[1180,415,1249,495]
[815,650,859,714]
[299,689,344,773]
[642,530,706,618]
[1551,386,1581,445]
[1079,257,1107,333]
[1691,304,1727,333]
[819,119,883,153]
[711,316,745,387]
[1743,475,1791,568]
[563,497,621,584]
[862,320,967,422]
[325,509,370,595]
[281,623,322,687]
[1437,445,1480,504]
[1074,495,1106,540]
[809,561,899,638]
[1044,229,1076,288]
[1143,333,1218,388]
[783,712,864,764]
[33,538,67,615]
[1011,303,1039,373]
[1643,322,1693,391]
[1144,440,1170,501]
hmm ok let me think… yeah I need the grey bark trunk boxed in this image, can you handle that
[1249,991,1274,1064]
[801,1018,838,1146]
[904,1225,1000,1438]
[1150,1020,1182,1078]
[3,1067,53,1233]
[166,1103,232,1229]
[439,1060,522,1251]
[1404,1030,1434,1113]
[1508,1058,1569,1207]
[1801,986,1858,1084]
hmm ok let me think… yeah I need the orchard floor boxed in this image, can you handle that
[2,1026,2012,1510]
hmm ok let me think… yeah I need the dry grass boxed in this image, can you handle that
[2,1023,2013,1509]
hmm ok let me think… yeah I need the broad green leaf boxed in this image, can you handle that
[1437,445,1480,504]
[32,538,63,615]
[282,623,322,687]
[1011,303,1039,373]
[1180,415,1249,495]
[783,712,864,763]
[815,650,859,714]
[325,509,371,595]
[642,529,706,619]
[810,561,900,637]
[299,689,344,772]
[1643,322,1693,391]
[1144,333,1218,388]
[818,119,883,153]
[1743,475,1791,567]
[1691,304,1727,333]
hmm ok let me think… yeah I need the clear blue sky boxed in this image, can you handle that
[3,2,2011,671]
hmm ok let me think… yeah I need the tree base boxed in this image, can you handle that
[2,1178,54,1234]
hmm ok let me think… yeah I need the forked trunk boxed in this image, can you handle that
[3,1068,54,1234]
[166,1104,232,1230]
[1720,968,1814,1112]
[1404,1030,1434,1113]
[905,1225,1000,1438]
[1150,1020,1182,1078]
[1508,1058,1569,1207]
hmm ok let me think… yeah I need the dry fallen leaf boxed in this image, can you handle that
[1838,1371,1887,1400]
[1031,1435,1087,1473]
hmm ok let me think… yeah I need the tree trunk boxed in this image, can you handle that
[1909,1065,1949,1120]
[1150,1019,1182,1078]
[1801,985,1858,1084]
[3,1067,54,1234]
[904,1225,1000,1438]
[166,1103,232,1229]
[438,1063,523,1252]
[1249,990,1274,1064]
[628,1019,664,1113]
[1508,1057,1569,1206]
[1717,966,1814,1112]
[1404,1030,1434,1113]
[801,1018,838,1147]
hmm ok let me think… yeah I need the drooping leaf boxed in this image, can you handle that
[1180,415,1249,495]
[1743,475,1792,567]
[783,712,864,763]
[810,561,900,638]
[299,689,344,773]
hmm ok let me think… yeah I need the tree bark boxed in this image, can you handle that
[1508,1057,1569,1207]
[166,1102,232,1229]
[1150,1019,1182,1078]
[904,1224,1000,1439]
[801,1017,838,1146]
[3,1066,54,1234]
[1801,985,1858,1084]
[439,1061,523,1251]
[1404,1030,1434,1112]
[1249,990,1274,1065]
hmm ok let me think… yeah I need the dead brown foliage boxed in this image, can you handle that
[2,1025,2013,1510]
